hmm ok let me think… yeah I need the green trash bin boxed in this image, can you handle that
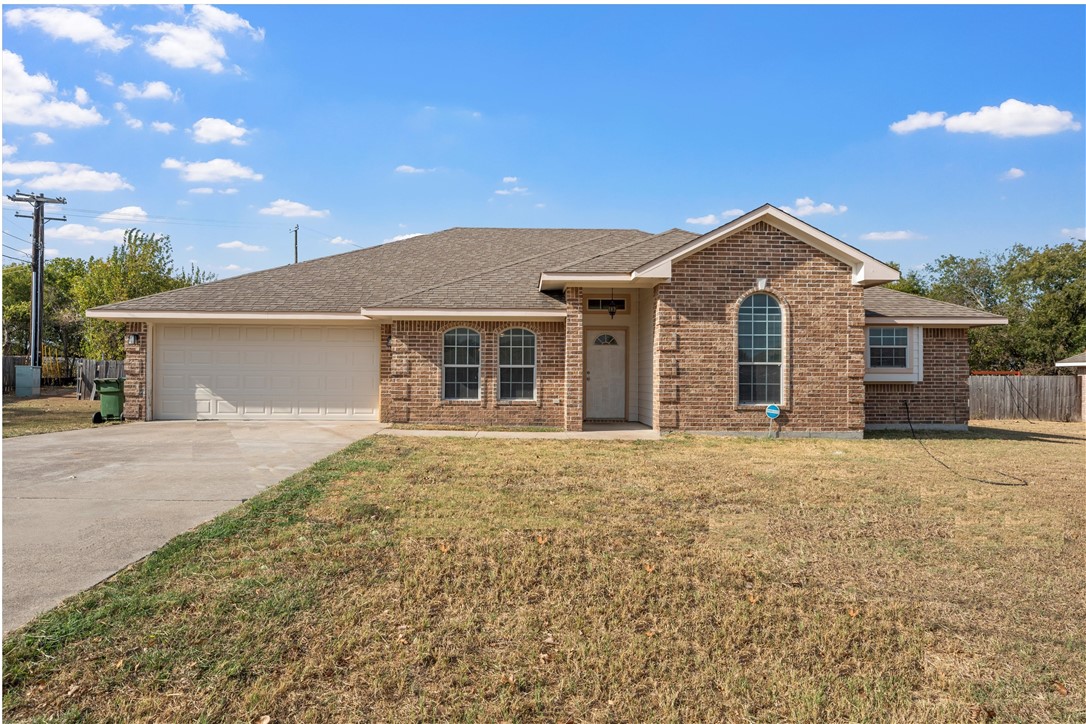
[94,377,126,423]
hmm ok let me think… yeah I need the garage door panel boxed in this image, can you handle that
[154,324,379,421]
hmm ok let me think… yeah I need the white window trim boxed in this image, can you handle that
[442,328,482,401]
[498,328,537,402]
[865,325,924,383]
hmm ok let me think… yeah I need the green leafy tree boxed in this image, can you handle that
[2,258,88,365]
[76,229,214,359]
[2,262,32,354]
[884,261,929,296]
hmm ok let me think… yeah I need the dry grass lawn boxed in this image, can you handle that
[2,388,101,438]
[3,420,1084,722]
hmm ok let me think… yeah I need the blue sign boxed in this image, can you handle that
[765,404,781,420]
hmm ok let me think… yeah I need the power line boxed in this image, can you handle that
[6,191,67,368]
[3,254,30,264]
[3,231,31,244]
[3,243,31,256]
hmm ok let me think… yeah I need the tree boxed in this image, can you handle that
[2,257,88,365]
[884,261,929,296]
[76,229,213,359]
[2,262,32,355]
[913,240,1086,373]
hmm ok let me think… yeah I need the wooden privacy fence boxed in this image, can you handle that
[969,374,1082,422]
[76,359,125,400]
[2,355,29,393]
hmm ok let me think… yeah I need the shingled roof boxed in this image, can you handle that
[89,226,1005,326]
[863,286,1007,324]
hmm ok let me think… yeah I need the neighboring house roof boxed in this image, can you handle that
[87,208,1002,327]
[1055,351,1086,368]
[863,287,1008,326]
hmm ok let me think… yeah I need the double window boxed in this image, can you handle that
[868,327,908,368]
[738,293,782,405]
[442,327,536,401]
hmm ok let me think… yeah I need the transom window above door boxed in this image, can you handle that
[593,334,619,346]
[586,298,627,313]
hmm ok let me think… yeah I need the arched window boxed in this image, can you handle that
[738,293,782,405]
[499,328,536,400]
[443,328,480,400]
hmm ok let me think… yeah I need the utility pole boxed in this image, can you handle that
[7,191,67,367]
[292,225,299,264]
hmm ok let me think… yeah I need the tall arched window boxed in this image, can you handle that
[738,293,782,405]
[443,328,480,400]
[499,328,536,400]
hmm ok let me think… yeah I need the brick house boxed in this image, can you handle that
[88,205,1006,436]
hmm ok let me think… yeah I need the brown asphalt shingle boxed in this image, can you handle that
[91,227,1005,324]
[863,286,1006,321]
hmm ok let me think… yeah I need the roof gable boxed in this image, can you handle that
[635,204,901,287]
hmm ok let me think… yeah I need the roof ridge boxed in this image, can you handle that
[371,229,648,307]
[548,228,693,273]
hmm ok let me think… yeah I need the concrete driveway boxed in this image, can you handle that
[2,420,383,633]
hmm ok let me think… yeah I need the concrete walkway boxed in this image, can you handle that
[2,420,382,634]
[379,422,660,440]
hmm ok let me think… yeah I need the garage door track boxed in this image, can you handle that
[2,420,382,633]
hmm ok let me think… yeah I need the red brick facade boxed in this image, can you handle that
[864,328,970,427]
[123,321,148,421]
[380,320,566,427]
[653,221,866,434]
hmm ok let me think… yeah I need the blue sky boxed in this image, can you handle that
[3,4,1084,278]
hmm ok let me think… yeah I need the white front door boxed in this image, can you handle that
[585,330,626,419]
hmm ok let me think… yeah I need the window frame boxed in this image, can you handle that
[864,325,924,384]
[498,327,537,402]
[867,326,909,369]
[736,292,784,407]
[585,295,631,315]
[442,327,482,401]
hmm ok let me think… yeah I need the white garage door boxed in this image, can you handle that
[153,324,379,420]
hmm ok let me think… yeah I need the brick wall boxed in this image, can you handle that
[865,327,970,427]
[380,320,566,428]
[564,288,584,431]
[123,321,148,421]
[654,220,866,433]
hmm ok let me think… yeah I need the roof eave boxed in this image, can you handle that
[864,315,1009,327]
[537,271,668,292]
[358,307,567,321]
[85,309,374,322]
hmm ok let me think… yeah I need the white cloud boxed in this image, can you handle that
[1000,167,1025,181]
[722,208,744,218]
[258,199,329,218]
[162,157,263,183]
[859,230,926,241]
[502,176,518,183]
[383,233,424,244]
[1061,227,1086,240]
[2,139,16,157]
[119,80,178,101]
[889,111,947,135]
[329,236,356,246]
[2,160,132,192]
[944,99,1081,138]
[4,7,130,52]
[50,223,126,244]
[686,214,718,226]
[151,121,175,134]
[2,50,105,128]
[74,87,90,105]
[222,263,249,272]
[535,203,546,209]
[217,240,267,252]
[891,100,1081,138]
[98,206,148,222]
[125,118,143,130]
[395,164,434,174]
[494,186,528,196]
[31,132,53,145]
[780,197,847,217]
[188,187,214,194]
[192,117,248,145]
[136,5,264,74]
[96,72,113,87]
[220,187,238,195]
